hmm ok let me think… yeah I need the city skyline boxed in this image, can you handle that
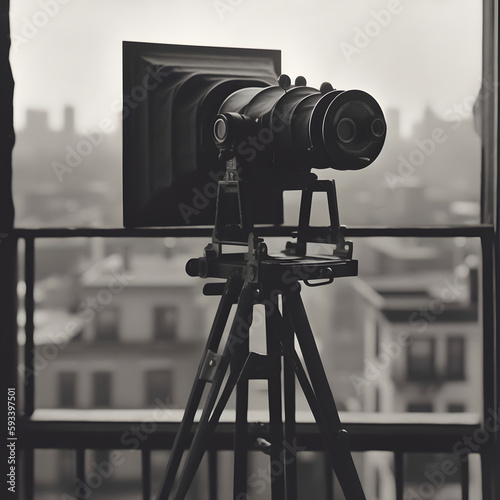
[10,0,482,136]
[11,100,481,229]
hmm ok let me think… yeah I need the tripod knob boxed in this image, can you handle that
[337,428,349,443]
[186,258,208,278]
[185,258,199,276]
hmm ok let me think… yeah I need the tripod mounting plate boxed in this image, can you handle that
[187,251,358,284]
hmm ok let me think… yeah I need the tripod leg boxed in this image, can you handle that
[284,288,366,500]
[173,282,256,500]
[282,302,298,500]
[264,286,365,500]
[156,276,242,500]
[234,330,249,499]
[266,313,285,500]
[175,354,248,499]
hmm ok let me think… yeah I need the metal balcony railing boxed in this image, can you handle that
[0,224,496,499]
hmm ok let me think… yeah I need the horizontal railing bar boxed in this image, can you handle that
[345,225,494,238]
[11,225,495,239]
[13,227,212,238]
[17,421,482,453]
[24,237,35,417]
[18,410,481,453]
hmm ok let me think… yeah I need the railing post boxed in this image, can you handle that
[394,451,404,500]
[461,454,469,500]
[23,238,35,417]
[142,448,151,500]
[1,1,17,494]
[1,235,18,499]
[76,449,86,500]
[481,2,499,497]
[481,234,496,500]
[208,448,218,500]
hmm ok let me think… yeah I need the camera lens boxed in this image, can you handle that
[213,117,228,143]
[371,117,386,139]
[336,118,357,144]
[321,90,386,170]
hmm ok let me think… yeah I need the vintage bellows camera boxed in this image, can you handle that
[123,42,386,228]
[124,43,387,500]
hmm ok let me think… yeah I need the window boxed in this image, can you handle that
[407,338,436,381]
[95,308,119,341]
[154,306,178,340]
[93,372,112,408]
[407,403,433,413]
[9,2,483,229]
[446,337,465,380]
[145,369,173,407]
[5,1,496,498]
[58,372,76,408]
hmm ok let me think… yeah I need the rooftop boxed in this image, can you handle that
[353,271,479,323]
[80,252,198,288]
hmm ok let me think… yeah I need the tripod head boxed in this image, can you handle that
[203,73,386,262]
[187,151,357,284]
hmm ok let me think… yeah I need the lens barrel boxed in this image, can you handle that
[215,78,386,172]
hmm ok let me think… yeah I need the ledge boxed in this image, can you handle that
[18,409,482,453]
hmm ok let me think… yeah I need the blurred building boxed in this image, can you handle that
[27,248,208,498]
[353,258,481,498]
[13,107,121,228]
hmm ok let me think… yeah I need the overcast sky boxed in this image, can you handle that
[10,0,482,136]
